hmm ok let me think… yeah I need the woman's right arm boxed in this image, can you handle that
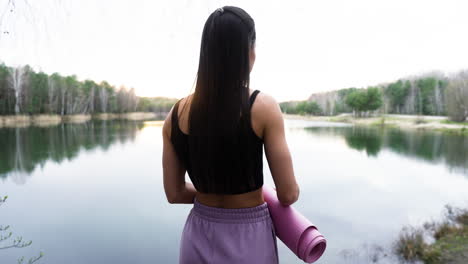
[257,94,299,206]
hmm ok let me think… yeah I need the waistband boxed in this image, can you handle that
[192,198,271,224]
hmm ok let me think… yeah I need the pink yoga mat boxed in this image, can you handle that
[262,186,326,263]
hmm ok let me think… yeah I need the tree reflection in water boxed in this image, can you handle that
[0,120,144,184]
[304,126,468,176]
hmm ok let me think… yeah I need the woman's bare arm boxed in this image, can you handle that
[162,105,197,204]
[256,93,299,206]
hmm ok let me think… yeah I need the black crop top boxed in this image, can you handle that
[170,90,264,195]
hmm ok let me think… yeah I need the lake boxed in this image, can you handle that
[1,119,467,264]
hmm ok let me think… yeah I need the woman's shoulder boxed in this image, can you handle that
[163,94,193,138]
[250,90,281,114]
[250,90,283,136]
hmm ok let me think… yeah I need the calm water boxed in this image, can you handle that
[1,119,467,264]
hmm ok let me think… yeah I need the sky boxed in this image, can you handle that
[1,0,468,101]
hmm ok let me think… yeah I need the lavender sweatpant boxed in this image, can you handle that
[179,198,279,264]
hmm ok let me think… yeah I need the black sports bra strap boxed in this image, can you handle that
[249,90,260,108]
[171,100,183,136]
[172,100,181,122]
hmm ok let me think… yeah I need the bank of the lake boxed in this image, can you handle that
[395,206,468,264]
[0,112,161,128]
[284,114,468,135]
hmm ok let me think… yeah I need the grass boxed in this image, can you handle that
[394,227,427,262]
[441,120,468,126]
[328,115,353,123]
[427,228,468,264]
[370,117,386,127]
[367,117,398,128]
[434,127,468,136]
[414,116,429,124]
[394,205,468,264]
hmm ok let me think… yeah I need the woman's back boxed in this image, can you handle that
[171,89,264,208]
[173,89,263,195]
[162,6,299,263]
[166,88,299,208]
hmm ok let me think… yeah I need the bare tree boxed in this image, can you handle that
[8,66,27,114]
[445,71,468,122]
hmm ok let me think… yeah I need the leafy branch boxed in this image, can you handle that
[17,252,44,264]
[0,236,33,250]
[0,195,45,263]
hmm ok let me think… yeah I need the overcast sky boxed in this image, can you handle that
[1,0,468,101]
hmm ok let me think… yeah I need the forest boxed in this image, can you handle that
[280,71,468,122]
[2,63,467,122]
[0,63,177,116]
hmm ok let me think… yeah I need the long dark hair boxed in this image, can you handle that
[186,6,256,191]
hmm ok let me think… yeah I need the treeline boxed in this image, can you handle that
[280,71,468,122]
[0,63,177,115]
[137,97,179,113]
[280,87,384,117]
[280,101,323,115]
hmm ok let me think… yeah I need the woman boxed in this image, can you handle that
[162,6,299,264]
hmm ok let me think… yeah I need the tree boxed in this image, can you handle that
[0,63,14,115]
[345,90,367,116]
[28,72,49,114]
[0,63,171,116]
[8,66,30,114]
[366,87,383,111]
[295,101,323,115]
[346,87,383,117]
[445,71,468,122]
[82,80,97,114]
[416,77,438,115]
[385,80,410,114]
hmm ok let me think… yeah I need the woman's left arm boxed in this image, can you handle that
[162,107,197,204]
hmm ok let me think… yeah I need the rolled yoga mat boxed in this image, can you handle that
[262,186,326,263]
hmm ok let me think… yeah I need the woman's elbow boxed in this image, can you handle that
[166,192,180,204]
[278,186,300,206]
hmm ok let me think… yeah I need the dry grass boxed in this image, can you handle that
[92,113,119,120]
[0,112,160,127]
[0,115,31,127]
[62,114,92,123]
[394,205,468,264]
[32,115,62,126]
[394,227,427,262]
[93,112,156,120]
[120,112,156,120]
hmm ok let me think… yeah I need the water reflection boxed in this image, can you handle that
[0,120,144,184]
[303,126,468,176]
[1,120,467,264]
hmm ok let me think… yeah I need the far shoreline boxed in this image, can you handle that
[283,113,468,135]
[0,112,163,128]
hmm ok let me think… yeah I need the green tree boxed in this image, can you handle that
[345,90,367,116]
[28,72,49,114]
[366,87,383,111]
[279,102,296,114]
[0,63,14,115]
[346,87,382,116]
[416,77,438,115]
[385,80,410,113]
[296,101,323,115]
